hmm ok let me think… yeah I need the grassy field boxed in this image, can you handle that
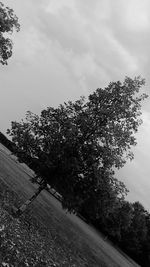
[0,143,140,267]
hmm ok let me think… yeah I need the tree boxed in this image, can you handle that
[0,2,20,64]
[120,202,148,262]
[77,168,128,225]
[142,212,150,266]
[7,76,148,214]
[101,201,133,242]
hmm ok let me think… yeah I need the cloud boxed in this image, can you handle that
[3,0,144,86]
[3,0,150,78]
[94,30,138,73]
[45,0,75,16]
[110,0,150,32]
[123,0,150,31]
[13,27,45,65]
[1,0,149,114]
[33,0,140,92]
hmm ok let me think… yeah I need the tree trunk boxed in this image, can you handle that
[15,183,46,216]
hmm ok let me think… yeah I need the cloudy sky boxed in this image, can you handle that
[1,0,150,210]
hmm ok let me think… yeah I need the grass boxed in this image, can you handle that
[0,179,105,266]
[0,145,140,267]
[0,166,108,266]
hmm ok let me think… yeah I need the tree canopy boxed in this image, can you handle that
[0,1,20,64]
[6,76,150,266]
[7,76,148,212]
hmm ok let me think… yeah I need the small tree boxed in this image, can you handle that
[0,1,20,64]
[7,76,148,215]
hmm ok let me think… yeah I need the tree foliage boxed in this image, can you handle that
[7,76,147,212]
[6,76,150,266]
[0,1,20,64]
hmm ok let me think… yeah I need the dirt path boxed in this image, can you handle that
[0,144,140,267]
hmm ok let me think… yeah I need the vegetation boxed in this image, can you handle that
[5,76,150,266]
[0,164,110,267]
[0,1,149,265]
[7,76,147,212]
[90,200,150,267]
[0,1,20,64]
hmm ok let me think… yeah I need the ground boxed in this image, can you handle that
[0,143,140,267]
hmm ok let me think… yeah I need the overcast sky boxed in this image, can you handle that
[1,0,150,210]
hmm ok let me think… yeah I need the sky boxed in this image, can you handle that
[1,0,150,210]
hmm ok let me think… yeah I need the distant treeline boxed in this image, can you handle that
[0,132,16,152]
[79,199,150,267]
